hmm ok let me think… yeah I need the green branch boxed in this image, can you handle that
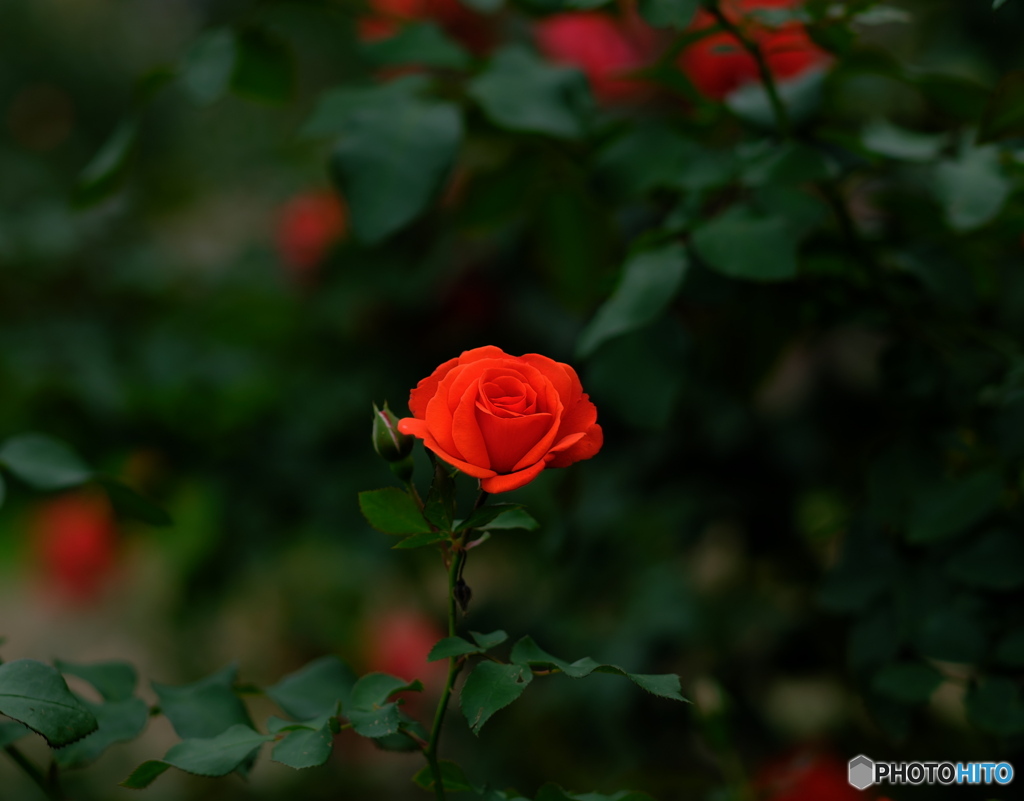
[702,0,792,135]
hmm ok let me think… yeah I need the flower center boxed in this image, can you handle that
[478,375,538,418]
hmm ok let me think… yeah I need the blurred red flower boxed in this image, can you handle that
[32,491,117,604]
[534,11,660,105]
[678,0,828,100]
[756,751,877,801]
[275,192,347,281]
[363,609,448,696]
[359,0,492,53]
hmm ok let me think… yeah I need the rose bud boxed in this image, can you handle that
[678,0,829,101]
[373,401,415,463]
[397,346,603,493]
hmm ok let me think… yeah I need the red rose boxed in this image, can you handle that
[679,0,828,100]
[359,0,492,53]
[275,191,347,281]
[363,609,448,694]
[756,751,876,801]
[397,346,603,493]
[32,491,117,603]
[534,11,660,104]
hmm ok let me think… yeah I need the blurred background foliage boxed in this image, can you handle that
[1,0,1024,799]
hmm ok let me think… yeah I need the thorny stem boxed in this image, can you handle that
[424,543,466,801]
[702,1,792,136]
[4,745,62,801]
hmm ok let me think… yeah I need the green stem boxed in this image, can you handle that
[4,745,62,801]
[702,1,792,136]
[424,545,465,801]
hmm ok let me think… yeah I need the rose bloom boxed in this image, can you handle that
[534,11,660,104]
[679,0,828,100]
[398,346,603,493]
[756,751,882,801]
[32,491,117,603]
[275,191,347,281]
[359,0,492,53]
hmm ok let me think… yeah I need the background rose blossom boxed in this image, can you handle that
[679,0,828,99]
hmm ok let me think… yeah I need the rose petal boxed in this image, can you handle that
[457,345,509,365]
[520,353,581,410]
[554,391,597,443]
[452,379,491,470]
[476,411,555,474]
[397,418,497,479]
[409,355,460,419]
[547,423,603,469]
[480,459,549,494]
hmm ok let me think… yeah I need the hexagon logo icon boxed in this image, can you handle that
[848,755,875,790]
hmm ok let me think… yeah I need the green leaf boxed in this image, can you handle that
[0,720,30,749]
[915,600,986,663]
[509,637,688,702]
[906,470,1002,544]
[966,678,1024,736]
[933,145,1011,231]
[948,529,1024,590]
[479,508,539,532]
[393,530,450,549]
[861,118,948,162]
[428,630,507,662]
[597,126,731,197]
[741,141,833,185]
[458,503,524,531]
[848,605,902,671]
[468,46,590,139]
[231,28,294,104]
[424,462,457,531]
[0,659,99,747]
[121,760,171,789]
[362,23,471,70]
[266,656,356,721]
[637,0,698,28]
[726,68,824,130]
[162,724,273,778]
[871,662,943,704]
[271,717,334,769]
[73,117,139,206]
[0,473,6,510]
[180,28,236,105]
[471,630,509,650]
[56,659,137,702]
[460,661,533,735]
[346,673,422,738]
[359,488,432,535]
[692,209,799,282]
[413,760,475,792]
[428,636,481,661]
[571,790,657,801]
[979,70,1024,142]
[152,663,253,740]
[99,478,173,527]
[54,697,149,769]
[319,79,462,242]
[0,433,93,490]
[577,243,688,358]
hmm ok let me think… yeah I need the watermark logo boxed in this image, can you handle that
[848,755,1014,789]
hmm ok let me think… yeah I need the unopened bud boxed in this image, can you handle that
[372,402,414,462]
